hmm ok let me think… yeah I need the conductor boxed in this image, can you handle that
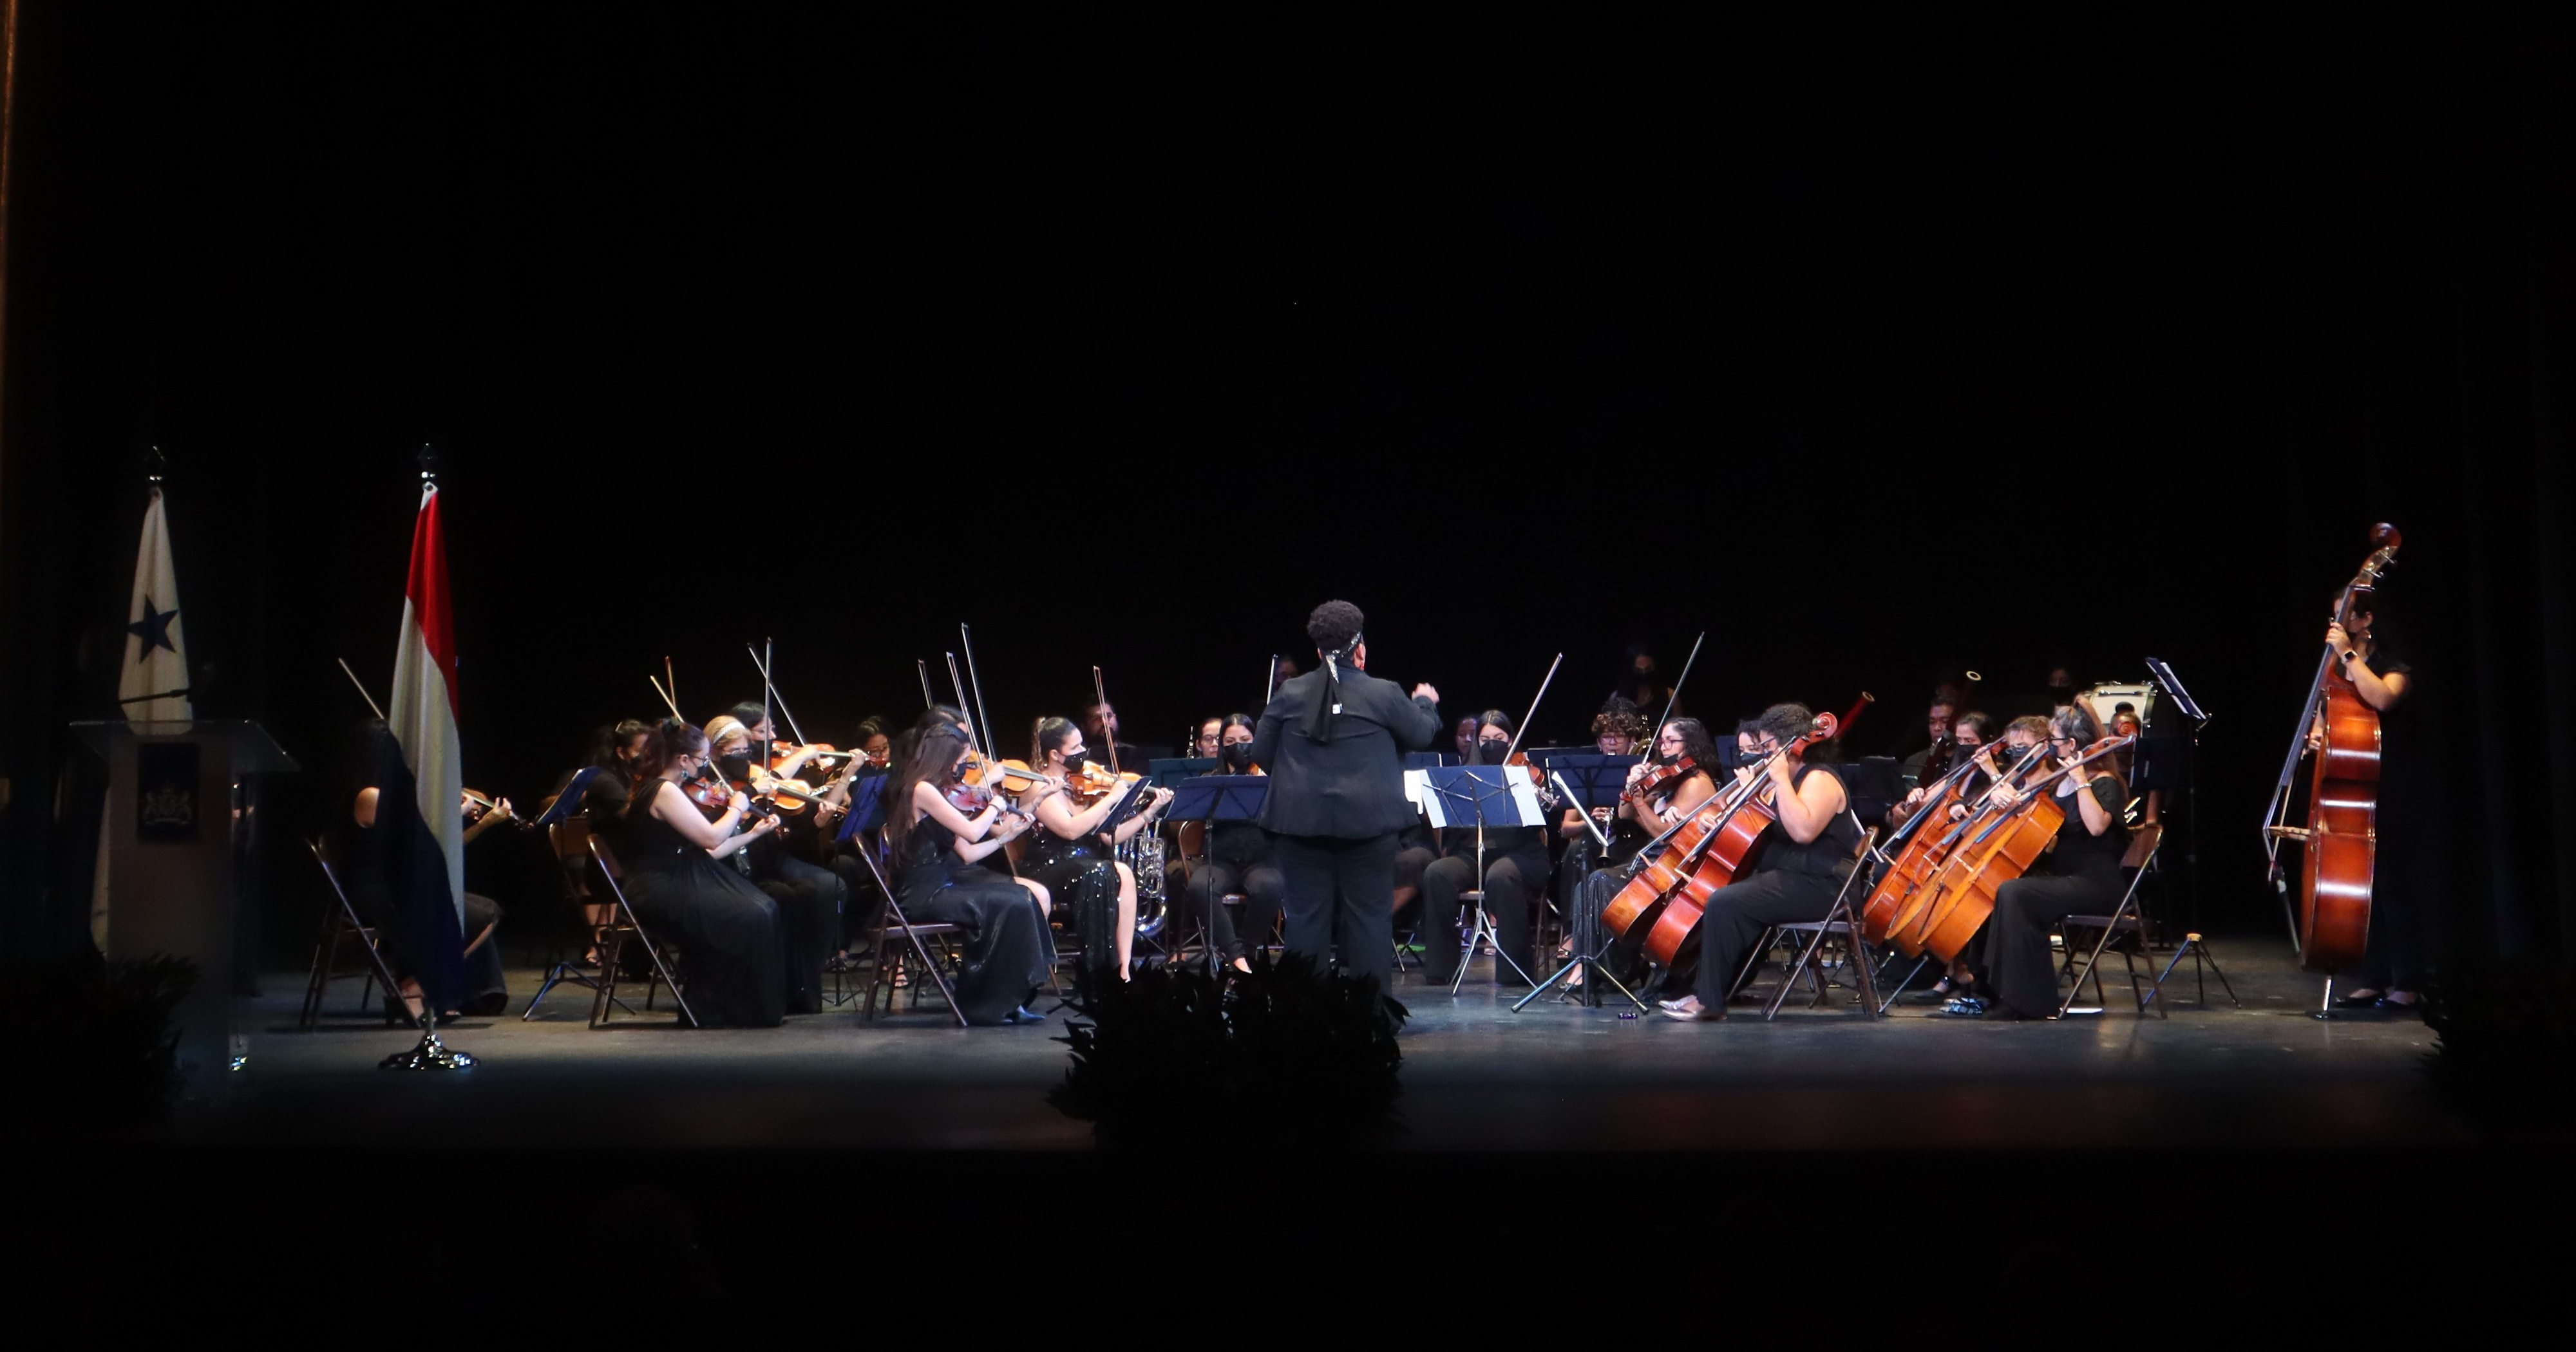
[1249,600,1442,998]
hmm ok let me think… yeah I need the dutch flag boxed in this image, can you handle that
[381,482,467,1011]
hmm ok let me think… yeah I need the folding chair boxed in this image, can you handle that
[2056,841,2239,1017]
[1757,826,1884,1020]
[520,818,624,1020]
[301,836,407,1029]
[583,838,696,1028]
[847,831,970,1027]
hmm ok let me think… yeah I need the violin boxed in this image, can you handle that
[2264,523,2403,980]
[1066,759,1145,809]
[1621,755,1699,807]
[1904,735,2132,963]
[460,788,526,828]
[1640,718,1835,968]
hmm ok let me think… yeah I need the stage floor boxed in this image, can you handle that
[204,935,2458,1154]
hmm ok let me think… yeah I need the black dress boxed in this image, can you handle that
[1024,829,1124,977]
[895,814,1050,1024]
[618,787,788,1028]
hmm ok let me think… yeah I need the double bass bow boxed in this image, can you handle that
[2262,523,2403,1001]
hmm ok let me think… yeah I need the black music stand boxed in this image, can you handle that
[1515,757,1653,1013]
[1419,765,1541,992]
[1166,775,1269,972]
[1405,751,1461,770]
[1148,757,1217,786]
[533,766,600,827]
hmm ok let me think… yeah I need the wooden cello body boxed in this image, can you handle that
[2264,525,2402,976]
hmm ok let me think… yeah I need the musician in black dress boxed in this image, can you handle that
[1962,706,2130,1020]
[706,713,845,1014]
[2315,606,2420,1013]
[618,719,788,1027]
[1249,600,1443,996]
[1562,717,1723,983]
[330,720,506,1022]
[889,723,1053,1024]
[1419,711,1557,986]
[1663,704,1861,1021]
[1179,713,1280,973]
[1025,716,1173,980]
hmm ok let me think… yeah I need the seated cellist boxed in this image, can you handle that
[1660,704,1862,1022]
[1948,706,2130,1020]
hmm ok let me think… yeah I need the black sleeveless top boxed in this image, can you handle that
[1756,763,1862,879]
[2047,772,2130,883]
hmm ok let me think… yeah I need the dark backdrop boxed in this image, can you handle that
[2,6,2566,971]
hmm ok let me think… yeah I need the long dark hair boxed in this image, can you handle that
[887,724,972,850]
[629,718,708,816]
[1663,717,1722,771]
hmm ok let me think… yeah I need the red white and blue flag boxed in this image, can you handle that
[381,482,466,1009]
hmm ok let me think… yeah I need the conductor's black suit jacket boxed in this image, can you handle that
[1249,666,1442,839]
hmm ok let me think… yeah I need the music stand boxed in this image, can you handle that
[835,769,891,845]
[1420,765,1543,992]
[1165,775,1269,972]
[2143,656,2212,944]
[1148,757,1217,787]
[1515,758,1653,1013]
[1405,751,1461,770]
[533,766,601,828]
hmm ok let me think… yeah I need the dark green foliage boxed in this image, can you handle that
[2422,959,2576,1132]
[1048,951,1406,1150]
[0,952,195,1140]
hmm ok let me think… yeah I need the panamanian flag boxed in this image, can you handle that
[381,482,467,1011]
[97,487,194,948]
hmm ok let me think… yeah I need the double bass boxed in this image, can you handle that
[2263,524,2403,992]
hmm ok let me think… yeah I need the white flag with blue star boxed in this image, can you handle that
[118,487,191,724]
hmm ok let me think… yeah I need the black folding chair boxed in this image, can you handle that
[301,836,408,1029]
[848,831,970,1028]
[583,838,696,1028]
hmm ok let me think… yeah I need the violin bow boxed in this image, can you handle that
[960,624,1003,765]
[649,672,683,721]
[917,659,937,713]
[1265,653,1279,708]
[1649,632,1705,751]
[757,637,776,767]
[1500,652,1564,764]
[943,652,980,756]
[335,657,388,721]
[746,641,813,747]
[664,655,678,718]
[1092,664,1119,775]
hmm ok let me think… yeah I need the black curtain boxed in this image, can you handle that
[0,7,2568,968]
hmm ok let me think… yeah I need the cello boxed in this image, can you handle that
[1639,716,1833,967]
[2263,524,2403,1000]
[1906,735,2132,964]
[1858,741,2045,946]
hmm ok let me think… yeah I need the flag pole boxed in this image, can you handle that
[382,442,475,1071]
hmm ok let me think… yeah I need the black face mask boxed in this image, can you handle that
[715,751,752,780]
[1477,740,1513,765]
[1221,742,1255,771]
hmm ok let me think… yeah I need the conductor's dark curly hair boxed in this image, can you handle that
[1307,600,1365,653]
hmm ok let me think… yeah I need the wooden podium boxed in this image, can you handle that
[73,720,297,1092]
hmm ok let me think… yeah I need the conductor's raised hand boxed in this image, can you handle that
[1412,682,1439,704]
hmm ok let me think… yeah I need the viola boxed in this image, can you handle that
[2264,523,2403,980]
[1639,719,1836,967]
[1904,735,2132,963]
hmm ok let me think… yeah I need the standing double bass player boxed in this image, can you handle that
[1249,600,1443,1005]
